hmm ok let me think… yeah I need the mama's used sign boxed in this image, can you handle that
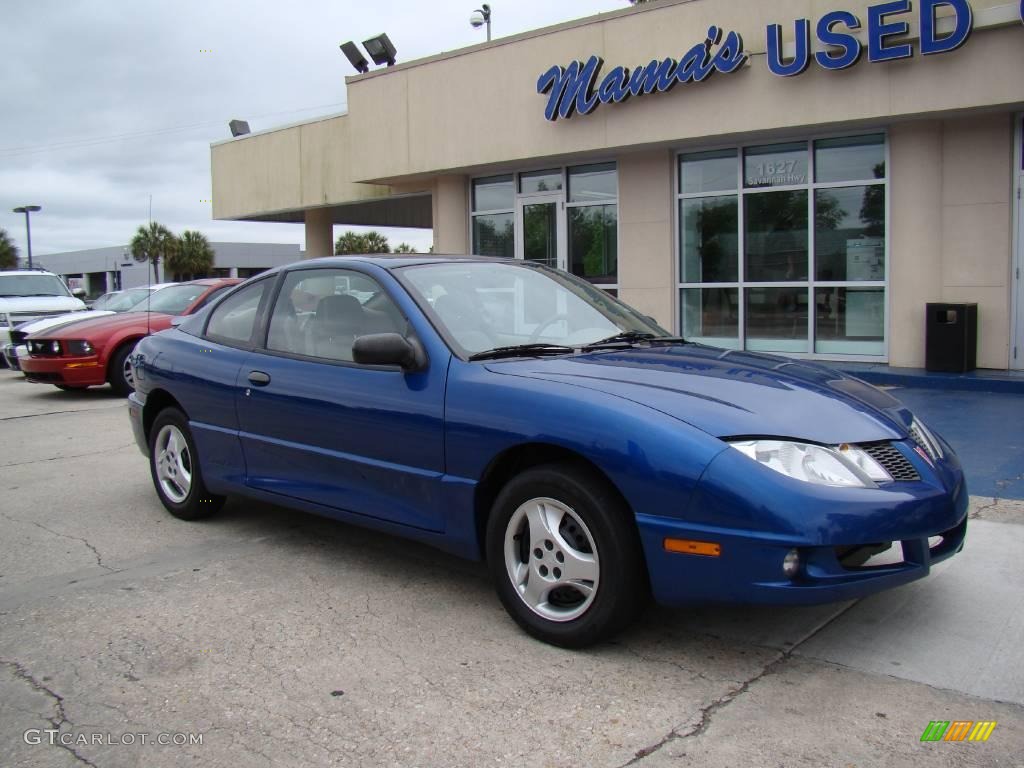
[538,0,1019,122]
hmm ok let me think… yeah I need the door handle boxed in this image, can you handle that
[247,371,271,386]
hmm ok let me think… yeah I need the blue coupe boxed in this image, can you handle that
[128,256,967,647]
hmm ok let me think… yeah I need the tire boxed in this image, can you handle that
[485,462,648,648]
[148,407,224,520]
[108,342,137,396]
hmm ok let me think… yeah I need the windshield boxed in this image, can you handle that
[105,288,154,311]
[0,274,72,298]
[401,262,668,357]
[143,284,208,315]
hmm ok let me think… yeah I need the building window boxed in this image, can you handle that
[678,134,887,357]
[471,175,514,258]
[470,164,618,288]
[568,163,618,285]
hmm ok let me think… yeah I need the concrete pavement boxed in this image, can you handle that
[1,370,1022,767]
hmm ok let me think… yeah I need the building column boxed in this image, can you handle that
[617,150,675,330]
[229,267,239,278]
[305,207,334,258]
[432,176,469,253]
[888,122,945,368]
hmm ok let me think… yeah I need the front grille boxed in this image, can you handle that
[25,371,64,383]
[9,310,71,324]
[862,442,920,482]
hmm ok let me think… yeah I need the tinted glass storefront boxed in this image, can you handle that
[471,163,618,289]
[678,134,887,357]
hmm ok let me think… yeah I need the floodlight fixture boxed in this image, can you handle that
[229,119,250,137]
[340,41,370,74]
[362,33,397,67]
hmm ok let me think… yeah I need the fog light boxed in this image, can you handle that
[782,548,801,578]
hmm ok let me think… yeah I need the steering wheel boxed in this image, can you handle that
[528,313,571,343]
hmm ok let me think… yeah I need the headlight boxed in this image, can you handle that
[66,340,94,355]
[729,440,892,488]
[909,417,944,461]
[50,340,61,354]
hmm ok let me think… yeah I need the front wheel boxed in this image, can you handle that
[108,342,137,396]
[486,463,648,648]
[148,408,224,520]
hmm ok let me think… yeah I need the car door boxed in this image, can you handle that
[172,278,274,489]
[235,266,449,532]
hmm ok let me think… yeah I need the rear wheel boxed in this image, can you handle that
[148,407,224,520]
[108,342,137,396]
[485,463,647,648]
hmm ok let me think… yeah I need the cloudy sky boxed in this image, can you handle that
[0,0,628,261]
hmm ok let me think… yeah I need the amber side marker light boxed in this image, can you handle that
[664,538,721,557]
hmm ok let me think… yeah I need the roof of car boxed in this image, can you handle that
[0,269,61,277]
[293,254,518,270]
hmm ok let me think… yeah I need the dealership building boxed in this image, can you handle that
[36,242,303,295]
[211,0,1024,370]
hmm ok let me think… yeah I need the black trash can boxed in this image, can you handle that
[925,302,977,373]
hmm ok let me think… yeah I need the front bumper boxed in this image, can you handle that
[21,354,106,386]
[638,440,969,606]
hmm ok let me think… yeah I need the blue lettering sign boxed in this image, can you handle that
[767,19,811,77]
[868,0,913,62]
[537,26,746,121]
[815,11,863,70]
[537,57,603,120]
[920,0,972,55]
[1019,0,1023,23]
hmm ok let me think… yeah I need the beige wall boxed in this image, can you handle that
[618,150,675,329]
[889,115,1014,368]
[211,114,392,222]
[347,0,1023,184]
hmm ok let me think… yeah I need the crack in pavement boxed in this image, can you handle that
[0,511,117,572]
[0,404,125,422]
[0,443,136,469]
[1,658,101,768]
[618,601,861,767]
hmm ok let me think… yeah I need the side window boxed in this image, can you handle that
[190,284,233,313]
[205,281,267,345]
[266,268,405,362]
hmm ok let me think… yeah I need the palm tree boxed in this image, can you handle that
[130,222,176,283]
[0,228,19,270]
[335,230,391,254]
[170,230,215,280]
[392,242,415,254]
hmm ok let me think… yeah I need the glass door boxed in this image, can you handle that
[516,194,567,271]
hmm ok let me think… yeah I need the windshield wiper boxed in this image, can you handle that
[468,343,575,361]
[583,331,688,348]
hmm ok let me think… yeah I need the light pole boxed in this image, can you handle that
[470,4,492,41]
[12,205,41,269]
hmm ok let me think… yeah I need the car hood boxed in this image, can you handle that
[0,296,86,314]
[484,344,912,444]
[16,310,115,334]
[29,311,172,339]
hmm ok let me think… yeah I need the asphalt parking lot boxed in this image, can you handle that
[1,370,1022,768]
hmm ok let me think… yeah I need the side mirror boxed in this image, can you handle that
[352,333,426,371]
[170,316,186,327]
[72,287,87,298]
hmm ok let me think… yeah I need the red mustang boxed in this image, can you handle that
[22,278,241,395]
